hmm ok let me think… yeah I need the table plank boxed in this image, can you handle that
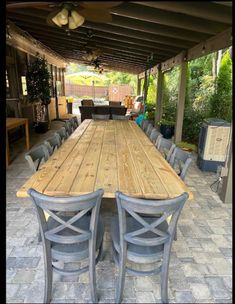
[69,123,106,195]
[120,121,169,199]
[115,121,143,197]
[95,122,118,196]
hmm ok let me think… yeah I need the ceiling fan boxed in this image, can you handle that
[6,2,123,30]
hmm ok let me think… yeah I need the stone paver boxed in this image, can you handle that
[6,120,232,303]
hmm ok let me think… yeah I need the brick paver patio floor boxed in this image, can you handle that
[6,121,232,303]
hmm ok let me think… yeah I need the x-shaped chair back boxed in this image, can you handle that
[116,191,188,250]
[28,188,104,245]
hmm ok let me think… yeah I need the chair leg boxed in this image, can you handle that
[89,247,98,303]
[44,257,53,303]
[38,230,42,243]
[99,240,105,261]
[160,267,169,304]
[174,227,177,241]
[115,254,126,303]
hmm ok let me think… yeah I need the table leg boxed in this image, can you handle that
[6,130,10,167]
[25,121,30,150]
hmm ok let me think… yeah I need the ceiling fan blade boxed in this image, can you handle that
[80,2,123,9]
[80,8,112,23]
[6,2,53,9]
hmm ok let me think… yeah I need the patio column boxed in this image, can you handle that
[174,60,188,143]
[155,65,163,129]
[219,127,232,204]
[137,76,141,95]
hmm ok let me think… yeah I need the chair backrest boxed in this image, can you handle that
[44,133,62,155]
[109,101,121,106]
[81,99,94,106]
[79,106,95,121]
[157,137,176,162]
[112,114,130,120]
[64,120,73,136]
[146,123,154,137]
[150,128,162,145]
[115,190,188,255]
[110,106,127,117]
[72,116,79,128]
[25,144,49,173]
[92,114,110,120]
[142,120,150,132]
[28,188,104,246]
[55,127,68,142]
[169,147,192,181]
[95,106,110,115]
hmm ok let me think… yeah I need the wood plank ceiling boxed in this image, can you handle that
[6,1,232,74]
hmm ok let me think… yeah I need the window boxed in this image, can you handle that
[21,76,28,96]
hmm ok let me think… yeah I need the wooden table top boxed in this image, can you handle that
[16,119,193,200]
[6,117,28,130]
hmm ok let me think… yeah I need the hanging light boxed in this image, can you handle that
[48,4,84,30]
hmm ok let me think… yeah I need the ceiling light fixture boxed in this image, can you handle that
[48,4,85,32]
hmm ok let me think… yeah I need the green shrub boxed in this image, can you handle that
[182,107,205,144]
[210,51,232,121]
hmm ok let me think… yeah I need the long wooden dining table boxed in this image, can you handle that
[16,119,193,200]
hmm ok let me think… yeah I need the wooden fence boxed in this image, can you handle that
[65,83,133,102]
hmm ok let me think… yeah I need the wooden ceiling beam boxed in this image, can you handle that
[131,2,232,24]
[8,11,186,53]
[8,10,181,53]
[7,10,196,48]
[16,23,174,58]
[111,3,228,35]
[107,16,208,43]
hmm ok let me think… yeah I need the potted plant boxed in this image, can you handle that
[158,118,175,139]
[26,54,52,133]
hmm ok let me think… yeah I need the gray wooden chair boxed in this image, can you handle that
[150,128,163,146]
[92,114,110,120]
[111,191,188,304]
[140,118,145,129]
[69,117,78,131]
[142,120,150,132]
[112,114,130,120]
[43,133,62,156]
[169,147,192,181]
[64,120,73,136]
[55,127,68,143]
[157,137,176,162]
[28,188,105,303]
[72,116,79,128]
[25,144,49,173]
[146,123,154,137]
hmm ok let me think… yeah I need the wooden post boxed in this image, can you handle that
[219,143,232,204]
[143,70,148,101]
[155,65,164,128]
[174,60,188,143]
[137,76,141,95]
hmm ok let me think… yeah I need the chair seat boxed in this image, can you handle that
[111,215,168,263]
[47,215,104,262]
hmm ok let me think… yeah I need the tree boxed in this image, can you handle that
[26,55,52,124]
[210,50,232,121]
